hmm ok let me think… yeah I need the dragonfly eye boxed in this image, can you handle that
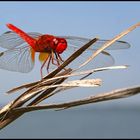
[55,39,67,54]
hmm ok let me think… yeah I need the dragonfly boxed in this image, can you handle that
[0,24,130,79]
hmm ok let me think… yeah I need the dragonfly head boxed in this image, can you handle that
[35,35,67,53]
[55,38,67,54]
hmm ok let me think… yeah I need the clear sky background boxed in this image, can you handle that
[0,1,140,105]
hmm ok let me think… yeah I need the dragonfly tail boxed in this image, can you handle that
[6,23,36,50]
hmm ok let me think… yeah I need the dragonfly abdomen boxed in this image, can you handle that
[6,24,36,49]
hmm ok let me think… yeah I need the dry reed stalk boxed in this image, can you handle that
[0,22,140,130]
[0,38,99,129]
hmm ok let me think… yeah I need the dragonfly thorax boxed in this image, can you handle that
[34,35,67,54]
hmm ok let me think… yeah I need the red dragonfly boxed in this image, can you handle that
[0,24,130,78]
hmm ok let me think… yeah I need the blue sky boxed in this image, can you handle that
[0,1,140,104]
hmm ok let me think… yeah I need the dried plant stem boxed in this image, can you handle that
[0,22,140,130]
[7,38,99,93]
[0,84,139,129]
[12,85,140,113]
[7,65,128,94]
[0,85,140,130]
[77,22,140,69]
[0,38,99,129]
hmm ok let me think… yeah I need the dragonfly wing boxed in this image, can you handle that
[0,31,25,49]
[58,36,130,69]
[0,31,42,49]
[61,42,115,70]
[0,45,35,73]
[59,36,130,50]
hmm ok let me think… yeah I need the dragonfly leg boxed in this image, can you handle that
[46,55,52,73]
[54,52,61,66]
[55,53,68,71]
[51,51,61,67]
[57,53,65,63]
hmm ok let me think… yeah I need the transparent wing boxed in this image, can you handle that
[60,44,115,71]
[0,31,42,49]
[0,45,35,73]
[59,36,131,50]
[54,36,130,71]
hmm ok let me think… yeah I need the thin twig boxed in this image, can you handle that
[8,85,140,113]
[7,65,128,94]
[7,38,99,93]
[0,22,140,130]
[76,22,140,70]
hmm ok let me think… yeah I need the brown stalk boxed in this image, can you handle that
[12,85,140,113]
[7,38,99,93]
[0,38,99,129]
[0,22,140,130]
